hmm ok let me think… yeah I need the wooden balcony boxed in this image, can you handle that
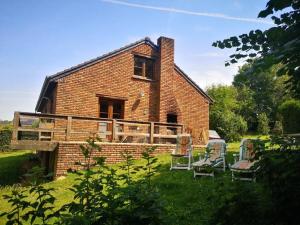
[11,112,185,151]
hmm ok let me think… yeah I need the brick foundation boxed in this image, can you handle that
[54,142,176,177]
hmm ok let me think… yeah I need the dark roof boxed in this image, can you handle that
[36,37,212,111]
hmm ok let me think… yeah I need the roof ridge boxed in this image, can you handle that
[36,37,157,111]
[48,37,157,80]
[174,64,213,103]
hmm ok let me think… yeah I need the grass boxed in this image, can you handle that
[0,134,266,224]
[0,150,35,185]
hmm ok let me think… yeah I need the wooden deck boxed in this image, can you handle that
[11,112,189,151]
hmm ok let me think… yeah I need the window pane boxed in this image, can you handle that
[100,100,108,118]
[145,60,154,79]
[113,102,122,119]
[134,67,143,76]
[134,57,144,68]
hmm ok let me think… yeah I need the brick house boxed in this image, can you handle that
[11,36,212,177]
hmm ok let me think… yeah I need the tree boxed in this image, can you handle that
[233,63,292,130]
[257,113,270,134]
[207,85,247,141]
[278,99,300,133]
[213,0,300,97]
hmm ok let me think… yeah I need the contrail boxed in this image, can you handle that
[101,0,273,25]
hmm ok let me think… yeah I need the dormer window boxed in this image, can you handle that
[134,56,154,80]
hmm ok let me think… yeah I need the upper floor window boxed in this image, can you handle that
[134,56,154,80]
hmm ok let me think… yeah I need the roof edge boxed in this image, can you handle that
[174,64,213,103]
[35,37,157,111]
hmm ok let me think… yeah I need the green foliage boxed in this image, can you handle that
[272,120,283,135]
[209,183,270,225]
[0,128,12,151]
[58,137,165,225]
[0,176,57,225]
[233,64,292,128]
[0,150,35,186]
[278,99,300,133]
[207,85,248,141]
[1,137,166,225]
[0,190,30,225]
[212,0,300,97]
[23,185,57,225]
[257,149,300,225]
[23,166,47,186]
[209,136,300,225]
[257,113,270,135]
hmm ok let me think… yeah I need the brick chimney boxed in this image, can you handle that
[157,36,177,122]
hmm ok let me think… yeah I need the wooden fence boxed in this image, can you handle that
[12,112,185,145]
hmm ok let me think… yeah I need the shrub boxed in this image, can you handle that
[257,113,270,134]
[258,149,300,225]
[0,128,12,151]
[272,120,283,135]
[209,182,270,225]
[211,110,247,142]
[1,137,166,225]
[278,99,300,133]
[209,136,300,225]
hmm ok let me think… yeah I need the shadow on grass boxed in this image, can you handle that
[148,151,249,225]
[0,151,35,186]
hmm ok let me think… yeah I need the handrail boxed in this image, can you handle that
[12,111,185,144]
[16,112,184,126]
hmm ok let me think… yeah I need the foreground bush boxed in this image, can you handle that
[0,137,166,225]
[209,135,300,225]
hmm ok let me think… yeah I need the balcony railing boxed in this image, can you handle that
[12,112,185,145]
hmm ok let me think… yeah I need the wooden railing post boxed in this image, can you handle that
[150,122,154,144]
[112,119,116,142]
[12,112,20,141]
[66,116,72,141]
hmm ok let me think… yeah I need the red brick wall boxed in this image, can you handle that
[173,69,209,143]
[55,142,175,177]
[49,37,209,144]
[55,43,160,122]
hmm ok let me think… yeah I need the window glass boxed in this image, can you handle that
[134,56,154,79]
[100,100,109,118]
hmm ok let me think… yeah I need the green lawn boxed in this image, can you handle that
[0,150,35,186]
[0,135,266,225]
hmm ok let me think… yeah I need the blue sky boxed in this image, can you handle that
[0,0,272,120]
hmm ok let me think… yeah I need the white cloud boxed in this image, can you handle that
[101,0,273,25]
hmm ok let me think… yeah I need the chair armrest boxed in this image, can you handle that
[233,153,239,163]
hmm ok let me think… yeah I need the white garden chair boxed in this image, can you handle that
[170,134,193,170]
[192,139,227,178]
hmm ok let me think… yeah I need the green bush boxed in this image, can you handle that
[0,128,12,151]
[272,120,283,135]
[257,113,269,135]
[211,110,247,142]
[278,99,300,133]
[209,136,300,225]
[1,137,166,225]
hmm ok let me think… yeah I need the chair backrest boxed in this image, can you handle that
[239,139,256,161]
[206,139,226,161]
[175,134,192,155]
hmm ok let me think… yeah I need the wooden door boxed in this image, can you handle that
[99,98,124,141]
